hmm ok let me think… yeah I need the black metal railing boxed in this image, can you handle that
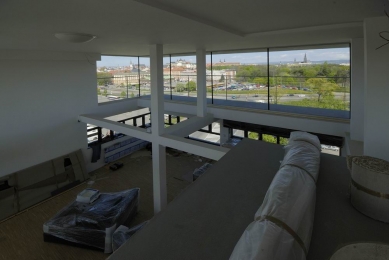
[87,112,151,146]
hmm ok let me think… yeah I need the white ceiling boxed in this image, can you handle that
[0,0,383,56]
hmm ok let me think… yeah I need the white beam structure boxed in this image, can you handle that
[164,114,214,137]
[78,114,151,141]
[160,134,229,161]
[196,49,207,117]
[149,44,167,214]
[137,99,350,137]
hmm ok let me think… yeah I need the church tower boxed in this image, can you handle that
[303,53,308,63]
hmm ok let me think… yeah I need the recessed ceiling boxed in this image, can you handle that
[0,0,383,56]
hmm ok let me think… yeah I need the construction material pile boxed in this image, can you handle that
[43,188,140,253]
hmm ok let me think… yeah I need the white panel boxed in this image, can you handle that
[152,143,167,213]
[0,58,97,177]
[363,16,389,161]
[196,49,207,117]
[350,38,364,142]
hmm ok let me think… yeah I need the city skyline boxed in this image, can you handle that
[97,48,350,67]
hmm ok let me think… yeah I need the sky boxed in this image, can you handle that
[97,47,350,67]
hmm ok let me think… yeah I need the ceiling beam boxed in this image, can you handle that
[245,22,363,37]
[132,0,245,37]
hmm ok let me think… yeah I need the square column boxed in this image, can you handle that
[350,38,364,142]
[150,44,167,213]
[196,49,207,117]
[219,120,231,146]
[152,142,167,213]
[150,44,165,135]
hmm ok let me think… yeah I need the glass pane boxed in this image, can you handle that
[138,57,151,97]
[210,51,268,109]
[269,47,350,118]
[167,55,197,103]
[97,56,139,103]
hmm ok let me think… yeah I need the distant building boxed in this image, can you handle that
[212,60,240,66]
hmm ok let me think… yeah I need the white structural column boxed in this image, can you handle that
[150,44,167,213]
[350,38,364,142]
[363,17,389,161]
[219,120,231,146]
[196,49,207,117]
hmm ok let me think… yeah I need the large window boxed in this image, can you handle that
[97,56,150,103]
[98,44,350,118]
[269,46,350,118]
[209,50,268,108]
[166,55,197,102]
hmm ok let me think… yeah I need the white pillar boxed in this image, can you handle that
[150,44,167,213]
[350,38,364,142]
[363,17,389,161]
[219,120,231,146]
[150,44,165,135]
[152,142,167,213]
[196,49,207,117]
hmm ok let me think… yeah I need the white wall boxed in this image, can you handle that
[364,16,389,161]
[0,51,98,177]
[350,38,365,142]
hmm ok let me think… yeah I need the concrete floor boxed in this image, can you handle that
[0,148,211,260]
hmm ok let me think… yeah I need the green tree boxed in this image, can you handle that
[186,81,197,91]
[97,88,101,95]
[263,134,277,143]
[103,89,108,96]
[270,86,285,104]
[219,74,225,82]
[306,78,336,102]
[130,92,135,98]
[120,91,126,98]
[176,83,185,92]
[97,72,113,86]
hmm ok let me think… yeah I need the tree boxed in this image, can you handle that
[97,88,101,95]
[176,83,185,92]
[219,74,225,82]
[306,78,336,102]
[186,81,197,91]
[270,86,285,104]
[120,91,126,98]
[130,92,135,98]
[103,89,108,96]
[97,72,113,86]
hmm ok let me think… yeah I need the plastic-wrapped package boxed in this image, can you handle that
[112,221,148,251]
[221,138,241,148]
[43,188,140,253]
[230,132,320,260]
[287,131,322,151]
[193,163,213,180]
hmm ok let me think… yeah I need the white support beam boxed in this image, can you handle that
[78,114,151,141]
[160,134,229,161]
[150,44,165,136]
[196,49,207,117]
[164,114,214,137]
[152,143,167,213]
[219,120,232,146]
[149,44,167,214]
